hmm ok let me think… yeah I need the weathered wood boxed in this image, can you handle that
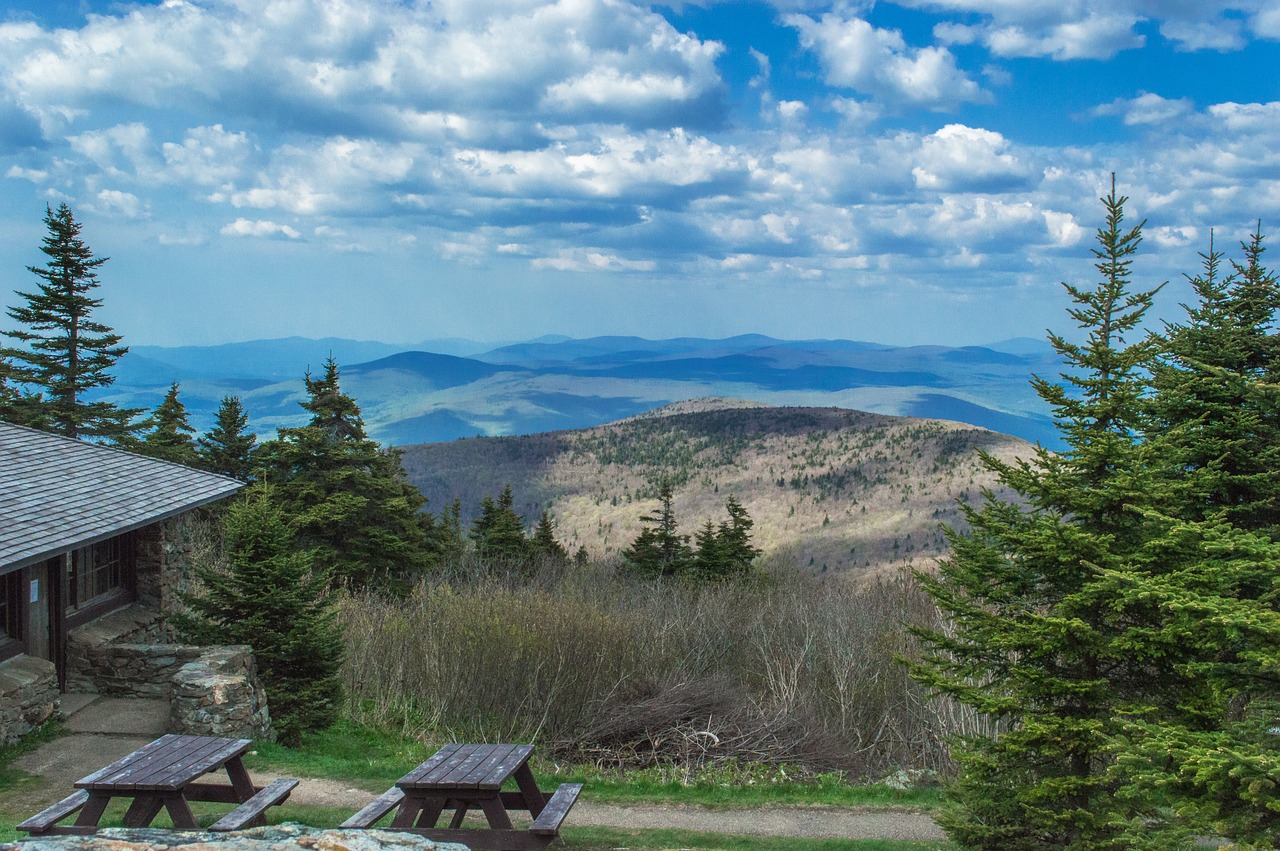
[17,790,90,834]
[530,783,582,837]
[339,787,405,828]
[208,778,298,832]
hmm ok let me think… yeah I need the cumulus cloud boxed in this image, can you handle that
[787,12,986,108]
[912,124,1035,193]
[1092,92,1195,125]
[0,0,727,143]
[220,218,301,239]
[913,0,1272,57]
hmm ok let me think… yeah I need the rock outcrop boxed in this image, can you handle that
[1,824,468,851]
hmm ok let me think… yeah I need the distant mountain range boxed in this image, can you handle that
[97,333,1064,448]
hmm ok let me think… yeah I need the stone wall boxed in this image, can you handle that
[135,512,215,627]
[0,655,58,745]
[171,645,273,741]
[66,605,181,695]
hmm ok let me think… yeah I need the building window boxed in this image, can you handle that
[67,536,135,624]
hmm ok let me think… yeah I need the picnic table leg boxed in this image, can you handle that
[478,795,514,830]
[413,797,446,829]
[122,797,165,828]
[514,765,546,817]
[73,793,111,828]
[447,805,469,828]
[224,757,257,801]
[161,794,199,829]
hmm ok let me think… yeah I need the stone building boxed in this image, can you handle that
[0,421,268,743]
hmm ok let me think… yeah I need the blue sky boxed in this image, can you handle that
[0,0,1277,348]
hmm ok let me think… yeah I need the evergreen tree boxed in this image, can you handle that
[531,510,568,563]
[691,518,725,575]
[198,395,258,481]
[139,382,200,466]
[1148,227,1280,532]
[622,478,691,577]
[715,496,761,576]
[172,485,343,746]
[1,203,138,440]
[1108,228,1280,848]
[257,357,434,591]
[470,485,529,563]
[0,355,43,427]
[911,179,1165,849]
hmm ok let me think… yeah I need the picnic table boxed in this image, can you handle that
[17,734,297,835]
[342,742,582,850]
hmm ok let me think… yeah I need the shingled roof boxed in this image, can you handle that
[0,421,243,573]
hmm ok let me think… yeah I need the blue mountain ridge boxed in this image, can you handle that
[92,334,1064,449]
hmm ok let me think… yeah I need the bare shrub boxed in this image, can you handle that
[339,558,966,778]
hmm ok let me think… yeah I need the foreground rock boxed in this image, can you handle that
[0,824,468,851]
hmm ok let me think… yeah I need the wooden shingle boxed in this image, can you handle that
[0,422,242,573]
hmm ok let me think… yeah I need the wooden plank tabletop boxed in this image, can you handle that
[400,744,535,791]
[76,735,253,792]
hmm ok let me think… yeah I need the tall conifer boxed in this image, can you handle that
[257,357,433,591]
[912,179,1164,849]
[140,382,200,466]
[198,395,258,481]
[1,204,138,440]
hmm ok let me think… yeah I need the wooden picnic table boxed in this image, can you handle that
[17,734,297,835]
[342,742,582,851]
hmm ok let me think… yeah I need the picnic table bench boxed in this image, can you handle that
[341,743,582,850]
[17,734,296,835]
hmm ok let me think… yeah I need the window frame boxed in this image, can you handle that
[66,534,136,630]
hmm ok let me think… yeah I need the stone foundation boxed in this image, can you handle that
[64,603,274,741]
[171,645,273,741]
[0,655,58,745]
[67,605,194,696]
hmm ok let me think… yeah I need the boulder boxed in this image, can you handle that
[1,824,468,851]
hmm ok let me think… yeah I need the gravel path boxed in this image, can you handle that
[5,697,946,843]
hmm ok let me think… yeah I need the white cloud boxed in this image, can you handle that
[912,124,1034,193]
[532,249,656,272]
[1091,92,1194,125]
[220,218,301,239]
[787,12,985,108]
[94,188,146,218]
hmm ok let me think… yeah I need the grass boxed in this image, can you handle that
[559,826,957,850]
[242,720,943,811]
[0,721,66,794]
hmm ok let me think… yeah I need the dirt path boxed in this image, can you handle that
[5,697,946,843]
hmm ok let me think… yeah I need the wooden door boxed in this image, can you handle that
[25,559,56,661]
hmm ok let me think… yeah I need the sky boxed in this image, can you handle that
[0,0,1277,349]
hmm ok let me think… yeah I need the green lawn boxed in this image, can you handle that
[1,719,952,849]
[242,720,943,810]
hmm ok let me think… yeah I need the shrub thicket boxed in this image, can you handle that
[339,555,978,779]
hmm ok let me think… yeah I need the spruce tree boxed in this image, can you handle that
[531,510,568,563]
[1108,228,1280,847]
[173,484,343,746]
[715,496,761,576]
[257,357,434,591]
[622,478,691,577]
[139,382,200,466]
[470,484,530,563]
[911,179,1164,849]
[1,203,138,440]
[198,395,258,481]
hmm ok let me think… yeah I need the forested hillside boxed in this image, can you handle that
[400,398,1033,577]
